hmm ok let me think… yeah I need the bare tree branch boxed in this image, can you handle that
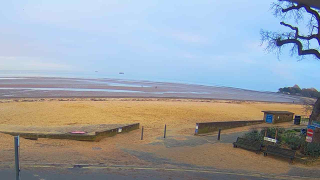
[280,22,319,42]
[276,38,320,58]
[282,3,320,32]
[261,1,320,60]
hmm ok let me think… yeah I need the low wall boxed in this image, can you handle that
[3,123,140,142]
[95,123,140,141]
[195,120,264,135]
[121,123,140,133]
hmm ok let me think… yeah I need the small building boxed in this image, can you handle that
[262,111,294,124]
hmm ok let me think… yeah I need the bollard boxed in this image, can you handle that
[14,136,20,180]
[141,126,144,140]
[218,129,221,141]
[164,124,167,138]
[195,123,199,135]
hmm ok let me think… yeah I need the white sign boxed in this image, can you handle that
[118,128,122,133]
[264,137,277,143]
[306,136,313,143]
[196,125,199,130]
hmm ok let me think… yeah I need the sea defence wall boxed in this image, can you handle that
[94,123,140,141]
[2,123,140,142]
[194,120,264,135]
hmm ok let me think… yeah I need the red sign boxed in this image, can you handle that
[307,129,314,137]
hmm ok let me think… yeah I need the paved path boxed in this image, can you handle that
[1,129,319,179]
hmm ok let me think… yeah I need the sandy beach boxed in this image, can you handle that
[0,98,306,129]
[1,98,315,175]
[0,78,318,176]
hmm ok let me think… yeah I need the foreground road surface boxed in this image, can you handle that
[0,166,308,180]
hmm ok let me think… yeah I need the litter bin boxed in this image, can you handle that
[294,115,301,125]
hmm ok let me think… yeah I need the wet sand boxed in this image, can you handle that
[0,77,312,103]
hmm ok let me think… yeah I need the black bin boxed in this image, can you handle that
[294,115,301,125]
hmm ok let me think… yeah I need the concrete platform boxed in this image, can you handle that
[0,123,140,142]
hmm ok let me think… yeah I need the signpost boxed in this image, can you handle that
[312,122,320,128]
[264,137,278,143]
[306,125,315,143]
[14,136,20,180]
[306,136,313,143]
[307,129,314,137]
[264,128,278,143]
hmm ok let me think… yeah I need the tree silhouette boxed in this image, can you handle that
[261,1,320,59]
[261,0,320,122]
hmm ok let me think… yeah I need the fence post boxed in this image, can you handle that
[275,129,278,143]
[264,128,267,137]
[218,129,221,141]
[14,136,20,180]
[164,124,166,138]
[141,126,144,140]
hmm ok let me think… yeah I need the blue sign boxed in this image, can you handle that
[313,121,320,128]
[266,114,273,123]
[308,125,316,130]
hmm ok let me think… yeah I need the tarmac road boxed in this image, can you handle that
[0,166,296,180]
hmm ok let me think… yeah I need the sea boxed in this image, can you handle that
[0,70,311,103]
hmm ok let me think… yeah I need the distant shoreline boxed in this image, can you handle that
[0,97,308,105]
[0,76,313,103]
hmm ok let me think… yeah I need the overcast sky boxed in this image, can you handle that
[0,0,319,91]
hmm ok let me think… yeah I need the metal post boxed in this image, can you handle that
[141,126,144,140]
[14,136,20,180]
[308,115,312,125]
[164,124,166,138]
[218,129,221,141]
[264,128,267,137]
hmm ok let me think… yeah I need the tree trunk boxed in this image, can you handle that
[310,97,320,122]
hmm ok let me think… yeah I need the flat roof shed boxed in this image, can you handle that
[262,111,294,124]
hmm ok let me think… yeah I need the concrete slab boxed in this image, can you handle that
[0,123,139,142]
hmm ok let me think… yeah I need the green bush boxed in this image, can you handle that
[243,130,263,142]
[244,128,306,150]
[280,132,304,150]
[303,143,320,157]
[243,128,309,151]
